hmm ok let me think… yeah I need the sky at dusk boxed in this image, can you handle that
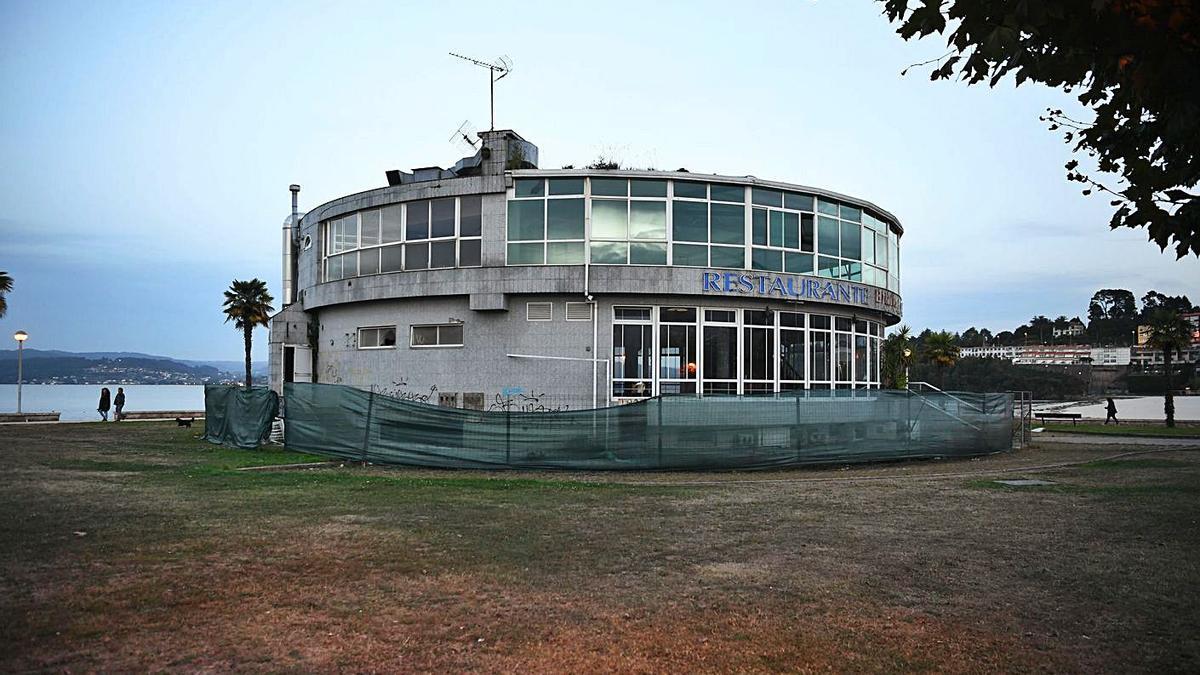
[1,0,1196,360]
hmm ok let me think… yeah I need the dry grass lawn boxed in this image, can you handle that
[1,421,1198,673]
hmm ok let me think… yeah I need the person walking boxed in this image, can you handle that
[97,387,111,422]
[113,387,126,422]
[1104,397,1119,425]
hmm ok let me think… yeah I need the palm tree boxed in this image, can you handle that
[222,279,274,388]
[882,325,915,389]
[921,330,960,389]
[1146,310,1191,428]
[0,271,12,318]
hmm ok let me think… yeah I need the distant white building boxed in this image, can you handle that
[961,344,1131,366]
[1132,344,1200,368]
[1052,318,1086,339]
[1090,346,1131,366]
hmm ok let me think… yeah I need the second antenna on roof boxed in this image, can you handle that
[449,53,512,131]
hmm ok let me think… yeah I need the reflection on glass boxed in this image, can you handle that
[710,203,744,244]
[459,239,481,267]
[710,184,744,202]
[614,324,653,379]
[630,242,667,265]
[674,181,707,199]
[507,200,544,241]
[818,216,839,255]
[752,188,783,207]
[855,335,868,381]
[460,196,482,237]
[631,179,667,197]
[514,179,544,197]
[710,245,744,269]
[659,324,697,379]
[548,178,584,195]
[752,248,782,272]
[810,330,831,381]
[752,208,768,246]
[547,241,585,264]
[785,252,813,274]
[382,205,403,242]
[547,199,585,240]
[590,241,627,264]
[817,199,839,216]
[591,178,627,196]
[672,201,708,242]
[770,210,785,247]
[360,248,380,275]
[743,327,774,381]
[780,329,805,381]
[407,201,429,240]
[430,241,455,268]
[591,199,628,239]
[785,193,814,211]
[381,246,402,272]
[673,243,707,266]
[507,242,543,265]
[360,210,381,246]
[431,199,455,238]
[840,222,861,260]
[404,243,427,270]
[630,201,667,239]
[703,325,737,380]
[836,333,852,382]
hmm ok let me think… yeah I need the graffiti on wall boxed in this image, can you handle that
[487,388,570,413]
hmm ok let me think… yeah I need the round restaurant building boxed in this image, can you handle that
[269,130,903,411]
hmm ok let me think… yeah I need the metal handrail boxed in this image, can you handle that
[906,389,982,432]
[908,381,985,413]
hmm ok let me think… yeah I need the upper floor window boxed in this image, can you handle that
[322,195,482,282]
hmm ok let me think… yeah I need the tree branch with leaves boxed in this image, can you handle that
[881,0,1200,257]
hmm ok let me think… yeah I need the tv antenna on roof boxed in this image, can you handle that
[448,52,512,131]
[449,120,479,151]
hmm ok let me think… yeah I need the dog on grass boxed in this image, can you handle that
[175,417,193,428]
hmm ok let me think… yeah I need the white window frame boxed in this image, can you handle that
[409,323,465,349]
[357,325,397,350]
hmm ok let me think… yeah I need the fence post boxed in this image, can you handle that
[505,408,511,466]
[656,396,663,469]
[361,388,375,463]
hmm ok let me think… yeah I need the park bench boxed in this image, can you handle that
[1036,412,1083,426]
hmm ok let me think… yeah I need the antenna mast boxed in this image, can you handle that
[448,52,511,131]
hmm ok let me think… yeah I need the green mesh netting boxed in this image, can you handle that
[283,383,1014,470]
[203,385,279,449]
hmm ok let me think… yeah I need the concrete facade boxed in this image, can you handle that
[269,130,905,410]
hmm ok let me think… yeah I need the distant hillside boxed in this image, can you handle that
[0,349,267,379]
[0,349,254,384]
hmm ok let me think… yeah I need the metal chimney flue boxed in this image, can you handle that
[283,184,301,306]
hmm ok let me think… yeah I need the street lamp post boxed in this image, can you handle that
[903,348,912,389]
[13,331,28,414]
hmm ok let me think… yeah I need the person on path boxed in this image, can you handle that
[97,388,111,422]
[114,387,126,422]
[1104,397,1119,425]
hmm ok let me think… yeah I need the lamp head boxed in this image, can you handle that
[903,348,912,358]
[13,330,28,343]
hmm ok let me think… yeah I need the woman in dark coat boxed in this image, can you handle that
[1104,397,1119,425]
[98,388,111,422]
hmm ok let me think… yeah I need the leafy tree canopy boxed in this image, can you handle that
[881,0,1200,257]
[1088,288,1138,322]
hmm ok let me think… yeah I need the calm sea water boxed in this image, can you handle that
[1034,395,1200,421]
[0,384,205,421]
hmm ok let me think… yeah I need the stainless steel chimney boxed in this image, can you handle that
[283,184,300,305]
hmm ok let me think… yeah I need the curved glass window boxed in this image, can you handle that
[504,176,900,291]
[322,195,482,282]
